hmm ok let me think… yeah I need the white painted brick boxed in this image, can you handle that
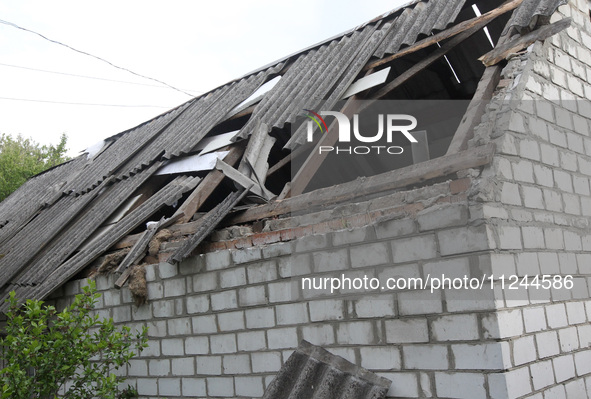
[359,346,401,370]
[238,285,266,307]
[247,260,278,283]
[186,294,209,314]
[182,378,206,397]
[431,314,479,341]
[379,372,418,398]
[392,234,436,263]
[553,354,576,383]
[252,352,282,373]
[204,251,231,271]
[336,321,374,344]
[237,331,266,351]
[523,307,547,332]
[312,249,349,272]
[148,359,170,376]
[452,342,509,370]
[231,247,262,264]
[309,299,345,321]
[168,317,191,336]
[222,354,251,375]
[207,377,234,397]
[385,318,428,343]
[530,359,555,390]
[559,326,580,352]
[301,324,335,346]
[350,242,389,268]
[276,303,307,325]
[403,345,448,370]
[210,333,237,354]
[482,310,524,339]
[397,289,442,315]
[192,314,217,335]
[217,310,245,331]
[267,327,298,349]
[437,226,490,256]
[234,376,265,397]
[435,372,486,399]
[171,358,194,376]
[197,356,221,375]
[355,296,396,318]
[245,307,275,328]
[513,336,537,365]
[546,303,568,328]
[219,267,246,288]
[185,336,209,355]
[210,290,237,311]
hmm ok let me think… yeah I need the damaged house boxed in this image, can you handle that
[0,0,590,397]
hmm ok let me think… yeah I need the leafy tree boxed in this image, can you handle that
[0,133,70,201]
[0,280,148,399]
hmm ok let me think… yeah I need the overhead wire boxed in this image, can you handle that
[0,18,195,97]
[0,96,170,109]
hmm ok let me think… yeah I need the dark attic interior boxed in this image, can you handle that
[0,0,570,308]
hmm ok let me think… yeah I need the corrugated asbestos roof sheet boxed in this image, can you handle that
[0,0,567,305]
[263,341,391,399]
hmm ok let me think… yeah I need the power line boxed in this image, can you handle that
[0,62,204,94]
[0,18,195,97]
[0,96,170,108]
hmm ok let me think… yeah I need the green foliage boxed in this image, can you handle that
[0,280,148,399]
[0,133,70,201]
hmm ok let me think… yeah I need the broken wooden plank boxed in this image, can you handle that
[373,19,494,100]
[479,18,572,67]
[228,143,496,224]
[445,66,502,155]
[173,144,245,223]
[216,158,274,200]
[363,0,525,71]
[167,187,250,265]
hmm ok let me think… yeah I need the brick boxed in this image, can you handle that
[515,252,540,275]
[168,317,191,336]
[268,281,294,303]
[565,379,588,398]
[147,282,164,300]
[251,352,282,373]
[332,226,373,246]
[192,314,217,335]
[207,377,234,397]
[482,310,524,339]
[209,334,236,354]
[301,324,335,346]
[385,318,428,343]
[392,234,436,263]
[398,290,443,315]
[231,247,262,264]
[222,354,251,375]
[512,336,536,365]
[210,290,237,311]
[431,314,479,341]
[172,358,194,376]
[186,294,209,314]
[375,217,417,239]
[245,307,275,329]
[128,359,148,376]
[217,310,245,331]
[153,299,175,318]
[437,226,490,256]
[453,343,509,370]
[278,253,312,277]
[238,285,267,307]
[423,257,470,280]
[197,356,221,375]
[185,336,209,355]
[312,248,349,272]
[136,378,158,396]
[234,376,264,397]
[416,204,468,231]
[267,327,298,349]
[276,303,308,325]
[350,242,389,268]
[158,262,179,279]
[536,330,560,358]
[544,228,565,249]
[512,160,535,183]
[546,303,568,328]
[566,301,587,324]
[112,306,131,323]
[192,271,217,293]
[336,321,374,344]
[262,241,292,258]
[163,278,186,297]
[380,372,418,398]
[435,372,486,399]
[148,359,170,376]
[498,225,523,249]
[237,331,266,351]
[554,354,576,383]
[574,350,591,375]
[204,250,231,271]
[522,186,545,209]
[404,345,448,370]
[523,307,547,332]
[559,326,580,352]
[247,260,278,283]
[295,234,328,252]
[309,299,345,321]
[355,296,396,318]
[161,338,184,356]
[182,378,206,397]
[219,267,246,288]
[530,359,555,390]
[359,346,401,370]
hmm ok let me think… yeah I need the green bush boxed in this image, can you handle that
[0,280,148,399]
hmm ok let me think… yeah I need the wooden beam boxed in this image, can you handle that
[173,144,244,223]
[363,0,525,72]
[373,19,493,100]
[445,66,502,154]
[479,18,572,67]
[228,143,495,224]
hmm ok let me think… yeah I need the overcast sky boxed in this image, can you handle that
[0,0,410,156]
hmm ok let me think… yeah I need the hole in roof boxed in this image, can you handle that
[472,4,495,48]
